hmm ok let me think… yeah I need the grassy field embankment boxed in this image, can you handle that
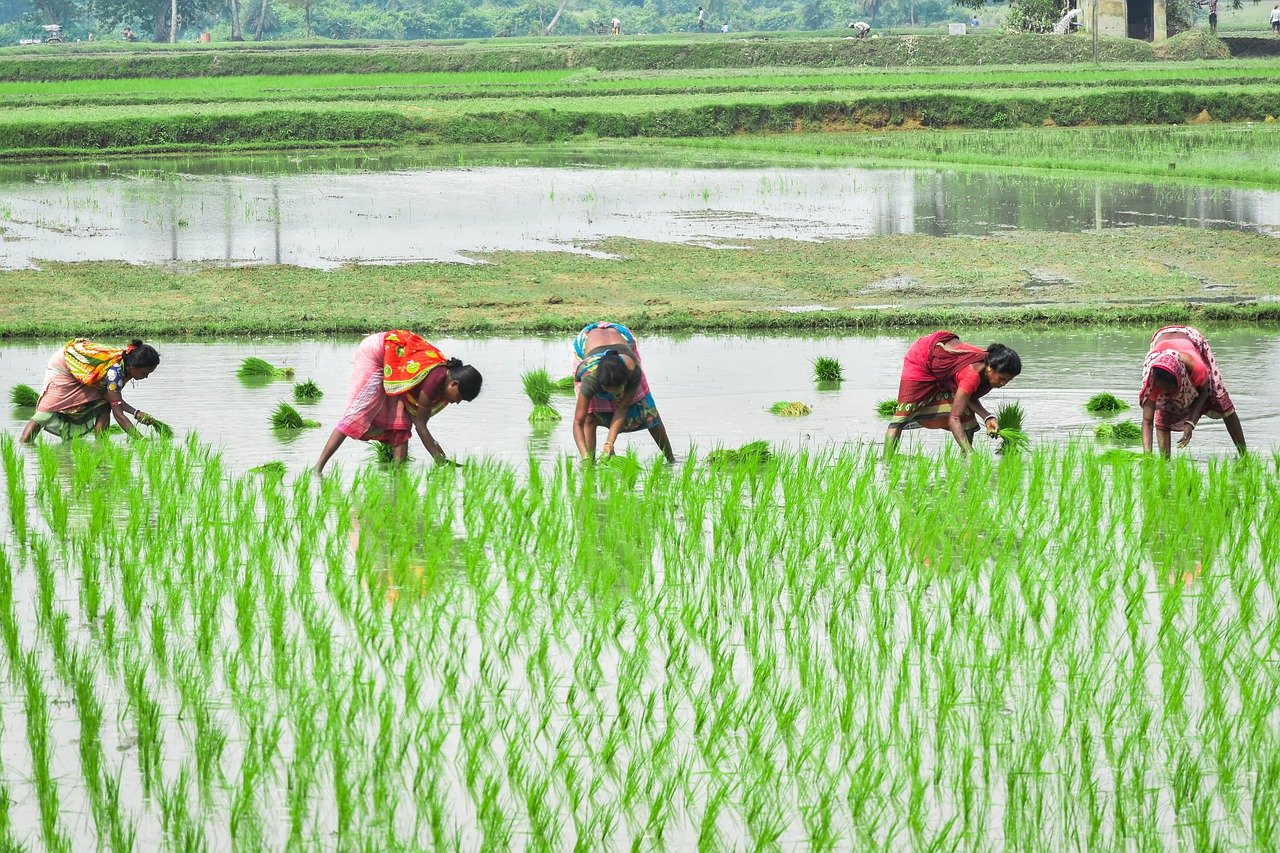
[0,31,1226,81]
[1,228,1275,337]
[0,58,1276,157]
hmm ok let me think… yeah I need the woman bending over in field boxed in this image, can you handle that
[573,322,675,463]
[313,330,482,473]
[884,331,1021,454]
[1140,325,1245,457]
[20,338,161,442]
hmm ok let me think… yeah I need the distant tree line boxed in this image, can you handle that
[0,0,987,44]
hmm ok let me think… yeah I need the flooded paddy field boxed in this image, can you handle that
[0,146,1277,268]
[4,327,1278,471]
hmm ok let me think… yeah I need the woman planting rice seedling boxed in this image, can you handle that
[572,322,675,463]
[19,338,162,442]
[313,330,482,473]
[1140,325,1245,457]
[884,331,1021,454]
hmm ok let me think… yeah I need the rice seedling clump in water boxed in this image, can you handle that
[707,440,772,465]
[553,375,576,393]
[1086,392,1130,414]
[249,460,287,477]
[9,384,38,407]
[522,369,561,422]
[270,401,320,430]
[293,380,323,403]
[1096,419,1142,442]
[238,357,295,380]
[769,401,811,416]
[877,399,899,417]
[812,356,843,383]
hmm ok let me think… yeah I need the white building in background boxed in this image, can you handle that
[1076,0,1168,41]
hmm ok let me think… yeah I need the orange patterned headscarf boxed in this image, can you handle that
[382,330,448,397]
[63,338,129,386]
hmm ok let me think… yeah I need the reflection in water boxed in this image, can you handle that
[0,149,1276,269]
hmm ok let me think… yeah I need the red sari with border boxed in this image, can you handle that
[889,331,990,433]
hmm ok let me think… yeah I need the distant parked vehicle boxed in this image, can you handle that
[42,24,64,43]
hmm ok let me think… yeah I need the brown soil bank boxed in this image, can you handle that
[0,32,1228,82]
[0,227,1275,337]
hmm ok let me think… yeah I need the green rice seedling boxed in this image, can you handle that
[237,357,295,380]
[250,460,287,478]
[1095,420,1142,443]
[293,379,324,403]
[370,441,407,464]
[769,401,811,417]
[522,369,561,422]
[270,401,320,430]
[812,356,843,383]
[877,399,899,418]
[141,413,174,438]
[554,375,576,394]
[993,402,1029,452]
[706,440,772,466]
[1085,392,1130,414]
[9,383,38,408]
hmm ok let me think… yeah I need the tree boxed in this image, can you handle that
[92,0,220,39]
[230,0,244,38]
[278,0,310,34]
[251,0,271,37]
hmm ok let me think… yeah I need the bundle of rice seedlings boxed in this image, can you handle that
[876,399,899,418]
[707,440,772,466]
[142,415,174,438]
[994,402,1029,453]
[553,376,576,394]
[1085,392,1129,414]
[238,357,295,380]
[768,402,811,417]
[270,401,320,430]
[1095,419,1142,443]
[250,461,287,478]
[812,356,844,383]
[371,442,402,464]
[293,380,323,403]
[10,384,38,408]
[523,369,561,422]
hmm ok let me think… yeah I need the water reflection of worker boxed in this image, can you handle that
[1140,325,1245,457]
[314,330,482,473]
[884,331,1021,454]
[20,338,161,442]
[850,21,871,37]
[572,322,675,463]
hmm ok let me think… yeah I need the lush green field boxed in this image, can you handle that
[1,228,1276,336]
[664,124,1280,187]
[1,435,1278,848]
[0,58,1277,156]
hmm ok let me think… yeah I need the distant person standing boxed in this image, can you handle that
[611,16,621,34]
[970,15,979,26]
[697,6,706,31]
[1271,3,1280,33]
[850,20,871,37]
[721,22,729,32]
[1200,0,1219,33]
